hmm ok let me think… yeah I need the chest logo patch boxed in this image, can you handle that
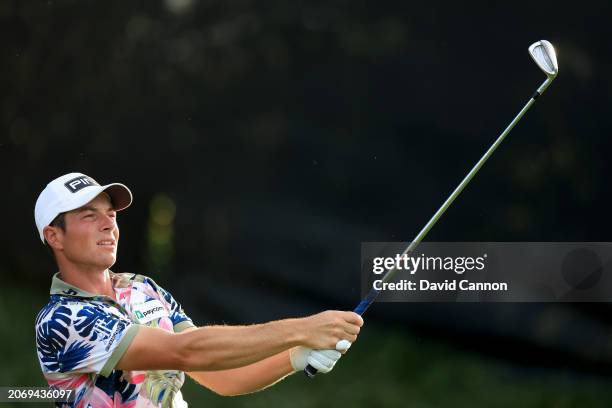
[133,299,168,324]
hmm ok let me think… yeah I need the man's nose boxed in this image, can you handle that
[100,214,117,231]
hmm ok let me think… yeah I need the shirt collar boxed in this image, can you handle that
[50,271,112,298]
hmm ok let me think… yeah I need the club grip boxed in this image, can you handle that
[304,364,318,378]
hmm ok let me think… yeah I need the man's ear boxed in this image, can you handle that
[43,226,64,251]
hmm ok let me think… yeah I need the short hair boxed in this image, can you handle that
[50,212,66,231]
[46,212,66,258]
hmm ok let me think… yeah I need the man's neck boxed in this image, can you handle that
[57,263,116,299]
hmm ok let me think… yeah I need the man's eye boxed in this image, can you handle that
[84,214,95,219]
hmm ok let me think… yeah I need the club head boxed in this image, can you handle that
[529,40,558,78]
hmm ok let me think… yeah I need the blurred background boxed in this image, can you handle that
[2,0,612,406]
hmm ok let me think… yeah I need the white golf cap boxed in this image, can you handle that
[34,172,132,243]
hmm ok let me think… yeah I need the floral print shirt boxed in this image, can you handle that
[35,271,195,407]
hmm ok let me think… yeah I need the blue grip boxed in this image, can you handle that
[353,288,380,315]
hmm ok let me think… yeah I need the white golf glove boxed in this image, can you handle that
[289,340,352,374]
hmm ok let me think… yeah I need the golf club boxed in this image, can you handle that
[305,40,559,378]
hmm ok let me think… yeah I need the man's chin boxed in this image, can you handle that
[106,256,117,269]
[98,254,117,269]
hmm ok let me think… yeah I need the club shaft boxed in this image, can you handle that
[305,77,554,378]
[355,77,553,314]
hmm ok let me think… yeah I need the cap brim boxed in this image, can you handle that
[101,183,132,211]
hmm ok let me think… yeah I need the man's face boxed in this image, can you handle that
[56,193,119,270]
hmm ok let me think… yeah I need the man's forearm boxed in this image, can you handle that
[177,319,303,371]
[117,310,360,373]
[187,350,294,396]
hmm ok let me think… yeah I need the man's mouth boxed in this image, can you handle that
[97,240,116,247]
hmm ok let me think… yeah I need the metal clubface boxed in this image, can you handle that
[529,40,558,78]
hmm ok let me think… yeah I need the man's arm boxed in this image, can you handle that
[187,349,294,396]
[116,310,362,373]
[185,327,353,396]
[181,326,295,396]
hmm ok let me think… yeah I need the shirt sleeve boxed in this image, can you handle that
[35,301,140,378]
[144,277,196,332]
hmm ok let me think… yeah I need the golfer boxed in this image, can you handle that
[34,172,363,407]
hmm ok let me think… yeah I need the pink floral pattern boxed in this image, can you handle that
[36,272,194,407]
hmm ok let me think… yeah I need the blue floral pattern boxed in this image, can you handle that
[59,340,95,372]
[36,305,71,372]
[35,272,194,407]
[74,305,121,341]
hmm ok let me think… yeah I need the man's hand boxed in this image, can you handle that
[290,347,344,374]
[300,311,363,350]
[290,321,358,374]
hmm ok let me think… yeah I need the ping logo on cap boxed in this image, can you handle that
[64,176,99,193]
